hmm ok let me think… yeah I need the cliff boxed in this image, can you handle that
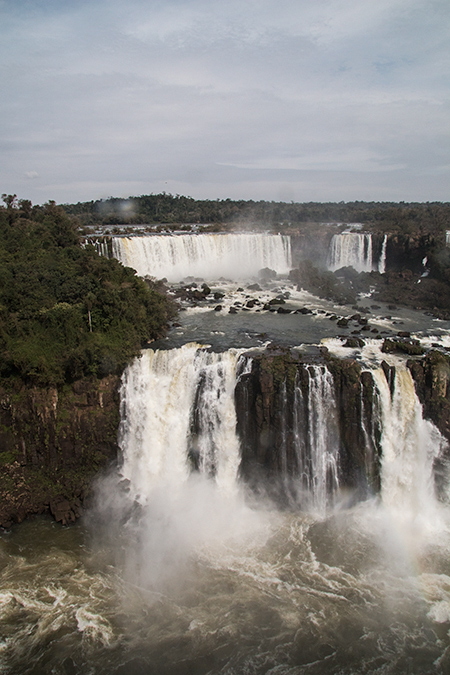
[235,346,381,504]
[0,376,120,527]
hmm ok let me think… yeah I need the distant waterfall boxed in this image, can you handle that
[378,234,388,274]
[328,233,380,273]
[110,233,292,281]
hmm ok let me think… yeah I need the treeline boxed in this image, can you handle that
[0,195,176,387]
[63,193,450,236]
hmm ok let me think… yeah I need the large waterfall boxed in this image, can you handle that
[328,232,386,273]
[116,345,446,523]
[3,343,450,674]
[110,233,292,281]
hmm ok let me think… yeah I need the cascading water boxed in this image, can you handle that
[119,344,244,497]
[378,233,388,273]
[305,365,340,512]
[3,343,450,674]
[372,365,447,529]
[292,365,340,513]
[110,233,292,281]
[328,232,375,273]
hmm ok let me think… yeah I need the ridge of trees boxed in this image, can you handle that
[63,193,450,237]
[0,195,176,387]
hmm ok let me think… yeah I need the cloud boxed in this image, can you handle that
[0,0,449,203]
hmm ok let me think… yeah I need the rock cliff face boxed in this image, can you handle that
[0,376,120,527]
[408,351,450,443]
[235,347,382,504]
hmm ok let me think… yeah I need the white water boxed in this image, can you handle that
[119,344,244,497]
[3,345,450,673]
[372,366,447,532]
[378,233,388,273]
[293,365,340,514]
[111,233,292,281]
[328,232,379,273]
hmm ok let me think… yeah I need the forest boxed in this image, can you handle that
[63,193,450,237]
[0,195,176,387]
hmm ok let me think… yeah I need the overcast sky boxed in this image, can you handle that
[1,0,449,205]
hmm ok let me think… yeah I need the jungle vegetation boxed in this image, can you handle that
[0,195,176,387]
[63,193,450,237]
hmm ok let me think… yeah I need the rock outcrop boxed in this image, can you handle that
[0,376,120,527]
[235,347,381,504]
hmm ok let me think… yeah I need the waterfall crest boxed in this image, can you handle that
[111,233,292,281]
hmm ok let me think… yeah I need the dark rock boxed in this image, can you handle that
[382,339,425,356]
[214,305,222,311]
[214,291,225,300]
[277,307,292,314]
[337,318,349,327]
[247,283,262,291]
[229,307,238,314]
[344,338,365,348]
[258,267,277,280]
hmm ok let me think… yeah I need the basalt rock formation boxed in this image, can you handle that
[235,347,381,504]
[0,376,120,527]
[408,350,450,443]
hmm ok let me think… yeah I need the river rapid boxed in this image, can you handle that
[2,233,450,674]
[2,496,450,674]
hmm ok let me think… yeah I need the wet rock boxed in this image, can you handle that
[258,267,277,280]
[229,307,238,314]
[337,318,349,327]
[345,337,365,348]
[247,283,262,291]
[214,291,225,300]
[382,339,425,356]
[214,305,222,312]
[277,307,292,314]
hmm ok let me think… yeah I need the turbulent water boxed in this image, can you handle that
[2,234,450,674]
[2,342,450,674]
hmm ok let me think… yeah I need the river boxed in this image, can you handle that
[1,233,450,674]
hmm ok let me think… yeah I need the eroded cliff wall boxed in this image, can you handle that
[0,376,120,527]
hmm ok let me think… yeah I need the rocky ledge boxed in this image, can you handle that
[0,376,120,527]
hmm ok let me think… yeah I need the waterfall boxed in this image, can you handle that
[110,233,292,281]
[328,232,376,273]
[378,234,388,274]
[119,344,244,499]
[372,366,446,526]
[304,365,340,513]
[291,365,341,513]
[118,347,447,522]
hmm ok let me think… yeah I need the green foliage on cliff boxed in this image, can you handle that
[0,196,176,386]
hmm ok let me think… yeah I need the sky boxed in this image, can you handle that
[1,0,449,205]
